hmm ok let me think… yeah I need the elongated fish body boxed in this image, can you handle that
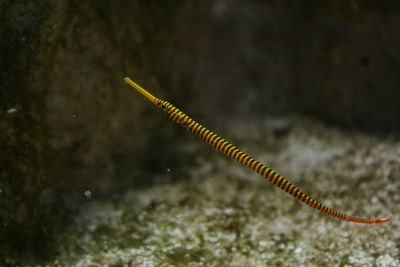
[124,77,390,224]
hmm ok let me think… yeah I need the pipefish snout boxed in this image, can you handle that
[124,76,390,224]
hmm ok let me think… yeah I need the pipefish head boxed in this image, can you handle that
[124,77,160,106]
[124,77,174,116]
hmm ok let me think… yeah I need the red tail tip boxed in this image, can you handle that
[372,217,391,224]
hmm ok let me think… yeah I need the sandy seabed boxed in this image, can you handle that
[52,116,399,267]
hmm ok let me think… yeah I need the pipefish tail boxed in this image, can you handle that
[124,76,390,224]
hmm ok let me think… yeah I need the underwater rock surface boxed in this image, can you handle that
[52,117,399,266]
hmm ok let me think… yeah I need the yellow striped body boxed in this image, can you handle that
[125,77,390,224]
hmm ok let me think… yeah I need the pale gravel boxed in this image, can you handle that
[53,116,399,266]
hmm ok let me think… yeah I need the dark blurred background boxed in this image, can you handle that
[1,0,399,264]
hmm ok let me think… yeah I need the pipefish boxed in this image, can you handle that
[124,77,390,224]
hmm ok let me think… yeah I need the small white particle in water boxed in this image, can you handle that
[72,114,77,118]
[166,168,171,172]
[84,190,92,198]
[7,107,17,114]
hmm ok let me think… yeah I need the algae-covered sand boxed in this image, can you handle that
[53,117,399,266]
